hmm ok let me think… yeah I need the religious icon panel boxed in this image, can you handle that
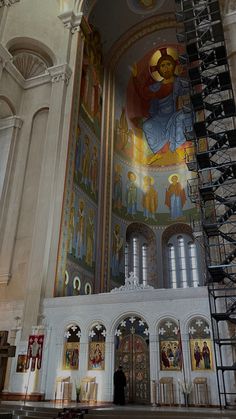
[188,317,213,371]
[159,318,182,371]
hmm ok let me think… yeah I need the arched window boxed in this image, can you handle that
[125,222,158,288]
[167,234,199,289]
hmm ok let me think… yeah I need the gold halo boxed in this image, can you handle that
[144,175,154,185]
[168,173,179,183]
[149,47,181,81]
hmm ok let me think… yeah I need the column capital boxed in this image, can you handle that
[47,63,72,85]
[58,10,83,33]
[0,0,19,6]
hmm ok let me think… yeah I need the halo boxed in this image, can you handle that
[168,173,179,183]
[65,270,69,286]
[85,282,92,295]
[149,47,182,81]
[73,276,81,291]
[144,175,154,185]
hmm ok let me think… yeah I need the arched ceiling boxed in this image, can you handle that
[89,0,175,58]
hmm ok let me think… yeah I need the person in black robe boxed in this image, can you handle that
[113,365,127,405]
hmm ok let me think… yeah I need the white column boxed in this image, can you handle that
[105,334,115,402]
[0,1,20,41]
[149,332,158,405]
[0,116,23,284]
[21,63,72,339]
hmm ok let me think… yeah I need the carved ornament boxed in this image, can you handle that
[47,63,72,85]
[110,271,154,293]
[0,0,19,6]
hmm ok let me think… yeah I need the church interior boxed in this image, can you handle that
[1,0,236,415]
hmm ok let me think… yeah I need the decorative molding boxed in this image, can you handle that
[47,63,72,85]
[0,43,12,68]
[110,272,154,293]
[0,115,23,130]
[58,10,83,33]
[12,52,47,79]
[0,272,11,284]
[0,0,19,6]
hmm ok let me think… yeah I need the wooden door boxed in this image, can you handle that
[115,317,150,404]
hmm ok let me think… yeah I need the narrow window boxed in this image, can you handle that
[132,237,139,279]
[168,243,177,288]
[178,236,188,288]
[125,243,129,278]
[142,244,148,286]
[189,242,199,287]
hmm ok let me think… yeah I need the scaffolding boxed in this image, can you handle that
[175,0,236,408]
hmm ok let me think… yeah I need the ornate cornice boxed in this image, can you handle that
[47,63,72,85]
[58,10,90,37]
[0,0,19,6]
[58,10,82,33]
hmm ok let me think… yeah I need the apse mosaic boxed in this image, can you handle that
[113,44,198,227]
[159,318,182,371]
[189,318,213,371]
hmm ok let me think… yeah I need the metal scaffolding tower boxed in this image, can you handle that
[175,0,236,408]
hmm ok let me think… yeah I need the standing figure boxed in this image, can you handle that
[112,224,123,277]
[132,48,192,164]
[126,171,137,216]
[81,136,91,187]
[194,341,202,369]
[142,175,158,220]
[202,341,211,369]
[91,343,103,368]
[90,145,98,195]
[113,164,123,210]
[113,366,127,405]
[76,200,85,260]
[165,174,186,219]
[161,345,170,368]
[68,206,75,255]
[74,125,81,183]
[85,208,94,267]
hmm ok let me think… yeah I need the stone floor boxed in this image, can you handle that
[1,401,236,419]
